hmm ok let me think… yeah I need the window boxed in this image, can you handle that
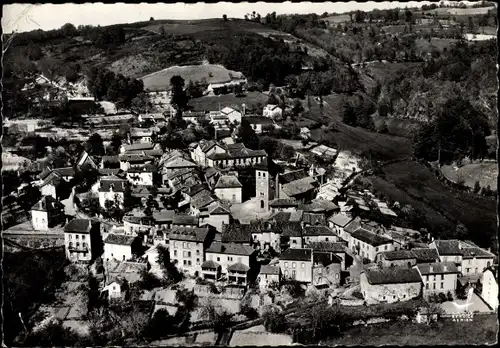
[69,242,73,248]
[174,241,178,248]
[325,238,329,242]
[76,235,79,240]
[426,275,429,281]
[433,275,436,281]
[426,283,429,289]
[375,247,379,252]
[263,173,266,178]
[292,262,296,269]
[183,251,187,258]
[83,252,87,257]
[196,250,200,256]
[188,260,192,266]
[317,276,322,283]
[335,273,340,279]
[440,282,444,289]
[82,235,86,240]
[441,274,444,280]
[433,283,436,289]
[228,257,233,262]
[188,251,191,257]
[293,240,297,244]
[217,257,220,262]
[258,172,261,177]
[384,245,388,250]
[187,242,191,249]
[466,268,470,273]
[284,262,288,268]
[292,270,296,278]
[76,242,80,247]
[301,263,305,269]
[285,270,289,277]
[197,258,200,263]
[183,260,187,265]
[183,242,187,248]
[383,296,386,300]
[393,296,396,299]
[69,235,72,240]
[174,250,177,257]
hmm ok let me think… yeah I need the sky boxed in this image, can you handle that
[1,1,444,33]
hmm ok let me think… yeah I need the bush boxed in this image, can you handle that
[263,307,287,333]
[438,292,448,303]
[241,305,259,320]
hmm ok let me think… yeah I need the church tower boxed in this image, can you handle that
[255,160,270,212]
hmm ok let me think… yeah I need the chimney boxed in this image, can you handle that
[443,265,448,272]
[88,220,92,231]
[429,265,433,273]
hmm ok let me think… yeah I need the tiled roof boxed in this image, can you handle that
[410,248,440,263]
[308,241,346,253]
[364,267,422,285]
[168,227,209,242]
[276,221,302,237]
[64,218,94,233]
[130,128,153,137]
[191,190,216,210]
[344,218,362,234]
[121,143,156,152]
[243,116,275,125]
[269,198,298,208]
[189,183,206,197]
[461,247,495,259]
[201,260,220,269]
[104,234,137,246]
[31,195,64,212]
[260,265,280,275]
[207,201,231,215]
[207,148,267,160]
[166,167,195,180]
[172,215,199,226]
[119,153,155,162]
[228,262,250,272]
[164,157,197,169]
[302,212,326,226]
[215,175,243,189]
[269,211,291,222]
[379,250,416,261]
[153,210,175,222]
[204,167,219,180]
[281,176,318,197]
[433,240,462,255]
[300,199,339,213]
[199,140,218,153]
[416,262,460,275]
[328,213,354,228]
[280,248,312,262]
[303,226,337,237]
[289,210,304,222]
[351,228,392,247]
[128,163,157,173]
[40,171,63,187]
[99,168,122,176]
[206,242,255,256]
[222,223,253,244]
[279,170,308,184]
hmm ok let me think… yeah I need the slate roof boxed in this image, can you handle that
[199,140,218,153]
[303,226,337,237]
[344,218,362,234]
[308,241,346,253]
[260,265,280,275]
[31,195,64,212]
[364,267,422,285]
[128,163,157,173]
[269,211,291,222]
[222,223,253,244]
[280,248,312,262]
[119,153,155,162]
[351,228,393,247]
[461,247,495,259]
[281,176,319,197]
[164,157,197,169]
[64,218,94,233]
[416,262,460,275]
[104,234,137,246]
[301,199,339,213]
[410,248,440,263]
[289,210,304,222]
[166,167,195,180]
[215,175,243,189]
[207,147,267,160]
[279,170,308,184]
[153,210,175,223]
[168,227,209,242]
[433,240,462,255]
[313,252,342,267]
[276,221,302,237]
[228,262,250,273]
[201,260,221,269]
[172,215,199,226]
[379,250,417,261]
[204,167,219,180]
[269,199,298,208]
[206,242,255,256]
[328,214,354,228]
[40,171,63,187]
[207,201,231,215]
[243,116,275,125]
[99,168,122,176]
[53,167,76,177]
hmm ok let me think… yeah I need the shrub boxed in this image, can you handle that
[438,292,448,303]
[263,307,287,333]
[241,305,259,320]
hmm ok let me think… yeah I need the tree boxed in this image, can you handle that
[86,133,105,157]
[473,180,481,194]
[138,268,162,290]
[263,307,287,333]
[421,300,444,325]
[150,17,155,21]
[340,99,356,126]
[223,14,228,21]
[24,319,83,346]
[110,133,123,154]
[60,23,78,37]
[159,26,165,36]
[144,309,174,340]
[176,287,197,312]
[170,75,189,114]
[280,145,295,161]
[237,119,260,150]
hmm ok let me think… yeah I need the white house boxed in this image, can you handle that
[258,264,281,290]
[169,227,212,276]
[103,234,140,262]
[102,278,129,300]
[221,106,242,124]
[98,176,128,209]
[214,175,243,204]
[242,116,275,134]
[349,227,394,262]
[263,104,283,120]
[360,267,422,305]
[31,195,65,231]
[481,267,498,311]
[414,262,460,298]
[126,163,156,186]
[205,242,256,276]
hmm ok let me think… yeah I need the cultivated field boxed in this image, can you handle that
[188,91,269,112]
[141,64,245,91]
[426,6,496,16]
[323,14,351,24]
[441,162,498,190]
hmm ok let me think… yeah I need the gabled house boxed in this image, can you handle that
[308,241,347,271]
[221,223,253,246]
[126,163,157,186]
[214,175,243,204]
[120,142,159,154]
[206,143,267,169]
[205,242,257,278]
[276,221,303,250]
[269,199,299,213]
[102,277,129,300]
[76,150,99,169]
[163,156,198,176]
[410,248,441,264]
[312,252,342,289]
[250,221,281,252]
[414,262,459,299]
[98,175,128,209]
[242,116,275,134]
[376,250,418,269]
[190,189,217,216]
[64,218,102,263]
[198,201,231,232]
[279,248,313,284]
[31,195,66,231]
[172,214,199,229]
[220,106,242,124]
[349,228,394,262]
[191,140,226,167]
[258,265,281,289]
[360,267,422,305]
[101,155,121,169]
[39,170,70,200]
[119,153,155,172]
[328,213,354,242]
[104,234,142,262]
[276,170,319,203]
[128,128,153,144]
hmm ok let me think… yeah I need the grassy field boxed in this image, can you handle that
[441,162,498,190]
[427,6,496,16]
[366,160,497,249]
[324,314,498,346]
[188,91,269,112]
[323,14,351,24]
[372,115,422,138]
[140,64,245,91]
[415,37,459,53]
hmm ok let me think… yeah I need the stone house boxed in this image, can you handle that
[376,250,418,269]
[214,175,243,204]
[415,262,459,298]
[312,252,342,289]
[103,233,142,262]
[64,218,102,263]
[169,226,214,276]
[279,248,313,284]
[258,264,281,289]
[31,195,65,231]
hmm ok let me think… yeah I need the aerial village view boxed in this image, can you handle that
[2,1,498,346]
